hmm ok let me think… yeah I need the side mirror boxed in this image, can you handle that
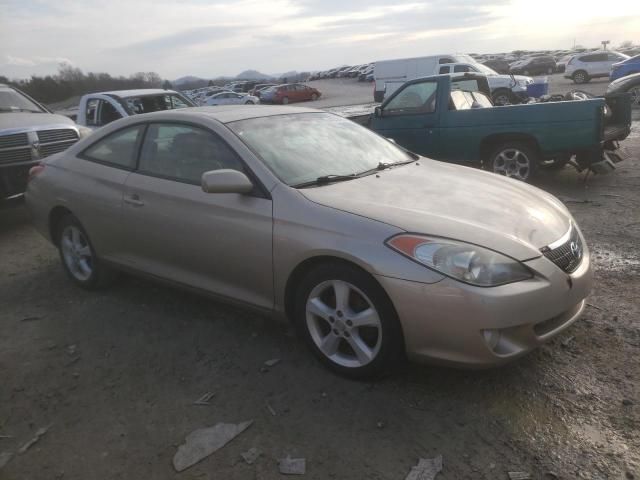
[374,106,382,118]
[201,169,253,194]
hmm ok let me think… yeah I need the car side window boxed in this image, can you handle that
[439,57,454,64]
[98,100,122,126]
[81,125,144,169]
[385,82,438,115]
[439,66,450,74]
[85,98,99,126]
[453,65,471,73]
[137,123,244,184]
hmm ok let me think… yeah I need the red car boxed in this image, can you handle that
[270,84,321,104]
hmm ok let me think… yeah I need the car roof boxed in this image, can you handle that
[97,89,179,98]
[141,105,324,124]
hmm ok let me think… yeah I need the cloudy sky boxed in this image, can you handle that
[1,0,639,80]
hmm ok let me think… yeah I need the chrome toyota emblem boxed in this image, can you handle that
[570,241,581,259]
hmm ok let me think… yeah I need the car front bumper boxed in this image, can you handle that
[376,245,592,368]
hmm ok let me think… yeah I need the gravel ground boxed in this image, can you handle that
[1,78,639,480]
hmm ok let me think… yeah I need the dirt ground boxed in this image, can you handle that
[1,93,639,480]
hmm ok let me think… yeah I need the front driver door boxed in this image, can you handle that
[121,122,273,310]
[369,79,442,158]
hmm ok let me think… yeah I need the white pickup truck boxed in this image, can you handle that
[76,89,196,129]
[373,55,533,105]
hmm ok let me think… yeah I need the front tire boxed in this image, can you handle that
[488,142,539,182]
[56,214,117,289]
[573,70,589,84]
[294,262,404,379]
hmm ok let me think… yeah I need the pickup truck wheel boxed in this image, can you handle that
[56,214,117,289]
[491,89,514,106]
[488,142,539,182]
[573,71,588,84]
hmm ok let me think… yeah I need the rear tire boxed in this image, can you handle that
[244,100,255,105]
[294,262,404,379]
[56,214,117,289]
[488,141,539,182]
[491,89,514,106]
[573,70,589,84]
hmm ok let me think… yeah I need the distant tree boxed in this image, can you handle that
[208,80,214,86]
[162,80,173,89]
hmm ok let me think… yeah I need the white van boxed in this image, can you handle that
[437,63,534,105]
[373,54,533,104]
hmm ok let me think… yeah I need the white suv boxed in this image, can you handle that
[565,51,629,84]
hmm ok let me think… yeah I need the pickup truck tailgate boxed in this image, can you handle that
[604,92,632,142]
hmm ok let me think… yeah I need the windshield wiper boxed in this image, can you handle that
[292,174,359,188]
[358,158,418,175]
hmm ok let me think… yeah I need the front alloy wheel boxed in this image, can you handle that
[306,280,382,368]
[295,263,403,378]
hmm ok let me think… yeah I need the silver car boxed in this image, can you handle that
[204,92,259,106]
[26,106,592,378]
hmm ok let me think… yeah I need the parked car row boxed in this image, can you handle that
[309,63,375,82]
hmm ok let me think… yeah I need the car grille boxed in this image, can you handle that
[0,127,79,166]
[540,226,584,273]
[0,133,29,149]
[0,147,33,165]
[37,129,79,144]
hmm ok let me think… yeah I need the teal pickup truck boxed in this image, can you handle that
[368,74,633,181]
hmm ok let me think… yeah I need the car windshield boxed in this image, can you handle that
[119,93,193,115]
[228,113,413,186]
[474,63,497,75]
[0,88,45,113]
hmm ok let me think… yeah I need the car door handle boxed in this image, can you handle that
[124,194,144,207]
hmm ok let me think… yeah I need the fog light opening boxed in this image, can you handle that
[483,329,502,351]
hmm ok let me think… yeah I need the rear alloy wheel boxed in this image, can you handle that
[628,86,640,108]
[282,97,289,105]
[573,71,588,84]
[489,142,538,182]
[295,263,403,379]
[311,93,318,101]
[57,214,117,289]
[245,100,255,105]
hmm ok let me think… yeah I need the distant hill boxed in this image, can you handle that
[173,75,207,86]
[235,70,273,80]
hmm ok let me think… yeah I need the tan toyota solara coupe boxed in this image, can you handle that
[26,106,592,378]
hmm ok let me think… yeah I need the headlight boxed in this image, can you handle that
[386,234,533,287]
[77,126,93,139]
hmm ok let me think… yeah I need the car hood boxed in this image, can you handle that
[299,160,571,261]
[0,112,76,130]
